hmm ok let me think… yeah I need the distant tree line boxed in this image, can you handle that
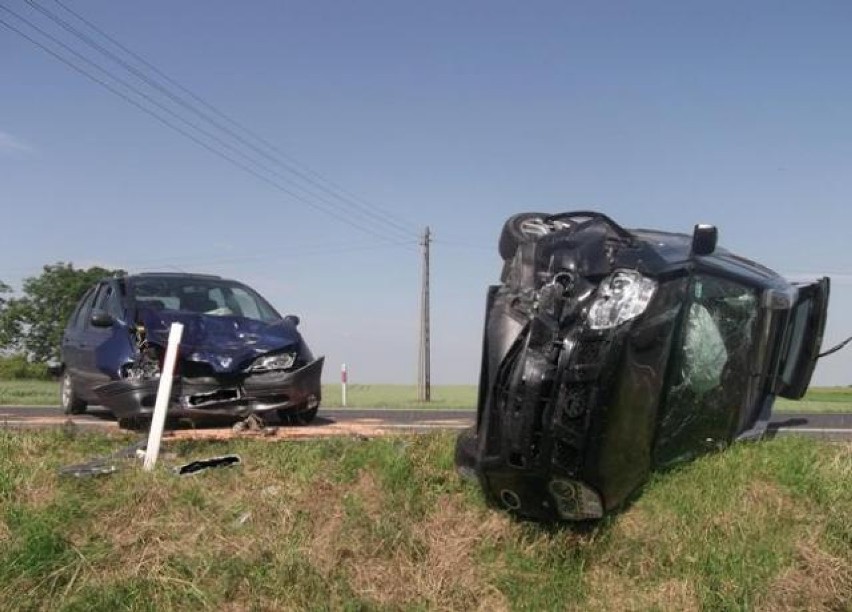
[0,263,124,378]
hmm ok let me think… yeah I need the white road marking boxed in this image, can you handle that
[775,427,852,434]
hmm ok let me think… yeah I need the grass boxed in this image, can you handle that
[322,384,477,409]
[0,380,59,407]
[0,429,849,610]
[3,379,852,413]
[0,380,478,409]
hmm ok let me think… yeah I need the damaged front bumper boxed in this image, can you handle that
[95,357,324,420]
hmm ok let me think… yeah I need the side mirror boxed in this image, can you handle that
[284,314,300,327]
[90,310,115,328]
[691,224,718,256]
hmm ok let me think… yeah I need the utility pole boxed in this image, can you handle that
[418,226,431,402]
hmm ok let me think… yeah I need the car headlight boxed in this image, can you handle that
[587,270,657,330]
[249,352,296,373]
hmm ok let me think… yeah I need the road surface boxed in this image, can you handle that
[0,405,850,441]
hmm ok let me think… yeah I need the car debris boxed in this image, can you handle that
[58,273,323,429]
[456,211,830,522]
[232,413,277,435]
[58,461,120,478]
[58,439,147,478]
[58,437,235,478]
[175,454,242,476]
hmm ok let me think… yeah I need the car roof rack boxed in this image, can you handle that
[133,272,223,279]
[124,272,224,280]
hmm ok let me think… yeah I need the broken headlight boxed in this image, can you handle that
[587,270,657,330]
[249,352,296,373]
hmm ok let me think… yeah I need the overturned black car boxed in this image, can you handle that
[456,211,829,521]
[60,273,323,427]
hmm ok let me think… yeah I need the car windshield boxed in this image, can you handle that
[128,277,281,323]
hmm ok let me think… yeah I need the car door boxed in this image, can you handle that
[75,283,112,399]
[776,277,830,400]
[78,281,134,399]
[91,280,135,387]
[62,286,97,386]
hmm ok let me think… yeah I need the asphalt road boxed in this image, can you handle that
[0,405,850,440]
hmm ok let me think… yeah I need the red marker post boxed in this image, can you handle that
[341,363,348,407]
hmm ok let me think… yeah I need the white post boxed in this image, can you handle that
[143,322,183,471]
[341,363,348,408]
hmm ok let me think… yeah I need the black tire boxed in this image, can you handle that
[498,212,548,260]
[279,404,319,426]
[60,371,87,415]
[117,417,145,431]
[454,427,479,480]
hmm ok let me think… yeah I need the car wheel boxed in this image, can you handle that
[498,212,550,260]
[117,417,145,430]
[60,371,87,415]
[280,404,319,426]
[454,427,479,482]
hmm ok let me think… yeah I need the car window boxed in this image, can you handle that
[69,287,95,330]
[229,287,263,320]
[75,286,100,330]
[86,284,109,328]
[656,276,759,463]
[94,283,124,320]
[779,298,813,386]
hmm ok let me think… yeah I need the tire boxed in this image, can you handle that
[60,371,87,415]
[454,427,479,481]
[280,404,319,426]
[498,212,549,260]
[118,417,145,431]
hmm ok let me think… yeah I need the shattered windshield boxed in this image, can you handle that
[129,277,281,323]
[655,276,759,465]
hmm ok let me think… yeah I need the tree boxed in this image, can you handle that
[0,263,125,362]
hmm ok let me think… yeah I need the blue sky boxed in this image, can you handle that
[1,0,850,385]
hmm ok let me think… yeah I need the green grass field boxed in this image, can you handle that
[0,381,479,409]
[2,379,850,412]
[0,429,848,610]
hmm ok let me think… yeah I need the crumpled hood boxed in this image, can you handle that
[138,309,302,373]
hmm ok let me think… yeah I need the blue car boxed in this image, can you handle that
[59,273,323,427]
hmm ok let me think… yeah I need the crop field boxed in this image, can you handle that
[2,380,851,412]
[0,429,849,610]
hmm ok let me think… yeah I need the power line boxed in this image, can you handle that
[3,2,409,245]
[432,239,493,251]
[0,4,412,244]
[34,0,419,241]
[0,239,416,280]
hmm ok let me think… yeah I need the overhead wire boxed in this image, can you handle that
[0,239,415,281]
[0,3,417,246]
[48,0,418,239]
[432,239,493,251]
[28,0,419,242]
[1,3,410,245]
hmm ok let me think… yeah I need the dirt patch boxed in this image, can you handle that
[759,538,852,612]
[303,480,510,610]
[167,421,393,441]
[584,567,699,612]
[347,496,510,610]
